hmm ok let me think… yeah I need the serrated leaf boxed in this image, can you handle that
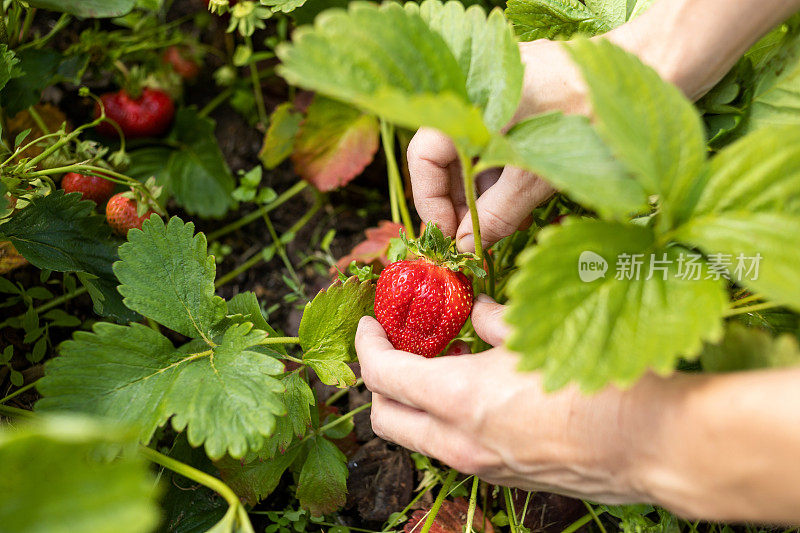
[0,190,136,322]
[266,372,315,456]
[38,321,286,460]
[701,322,800,372]
[296,436,348,516]
[127,109,235,218]
[583,0,628,27]
[26,0,135,17]
[277,1,493,154]
[480,112,647,218]
[299,277,375,385]
[292,97,379,191]
[260,102,303,169]
[566,39,706,224]
[505,0,611,41]
[410,0,524,130]
[114,216,226,339]
[0,45,22,93]
[226,291,284,345]
[0,416,159,533]
[506,220,727,391]
[217,446,302,506]
[262,0,307,13]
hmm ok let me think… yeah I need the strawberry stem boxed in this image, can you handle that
[456,149,483,263]
[420,468,458,533]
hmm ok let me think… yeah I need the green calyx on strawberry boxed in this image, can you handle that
[374,223,484,358]
[389,223,487,279]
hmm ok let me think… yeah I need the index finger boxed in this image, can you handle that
[355,316,477,421]
[407,128,459,237]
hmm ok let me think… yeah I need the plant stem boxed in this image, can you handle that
[381,120,415,238]
[17,13,70,51]
[504,487,518,533]
[582,501,606,533]
[245,35,269,128]
[732,293,764,307]
[207,181,308,242]
[560,513,593,533]
[317,402,371,435]
[198,87,233,118]
[383,484,434,531]
[34,286,88,313]
[259,336,300,345]
[0,378,40,404]
[723,302,781,317]
[464,476,480,533]
[214,249,264,288]
[421,469,458,533]
[18,7,35,45]
[457,150,483,262]
[0,404,34,418]
[325,377,363,405]
[27,105,50,135]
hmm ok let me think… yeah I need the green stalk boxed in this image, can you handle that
[27,105,50,135]
[382,484,434,531]
[34,286,88,314]
[723,302,780,317]
[582,501,606,533]
[245,35,269,128]
[731,293,764,307]
[464,476,480,533]
[198,87,234,118]
[560,513,593,533]
[325,377,363,405]
[18,7,34,45]
[0,404,34,418]
[504,487,518,533]
[381,120,415,237]
[207,181,308,242]
[457,150,483,262]
[214,249,264,288]
[258,336,300,345]
[17,13,70,51]
[0,378,41,404]
[420,469,458,533]
[317,402,371,435]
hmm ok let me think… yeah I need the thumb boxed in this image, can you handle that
[455,167,554,253]
[471,294,510,347]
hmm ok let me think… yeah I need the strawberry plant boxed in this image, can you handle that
[2,0,800,532]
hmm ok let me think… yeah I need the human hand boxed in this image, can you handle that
[407,40,588,253]
[355,295,658,503]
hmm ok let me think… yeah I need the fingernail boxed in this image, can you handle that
[476,294,494,303]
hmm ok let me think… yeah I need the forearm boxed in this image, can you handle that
[630,369,800,523]
[608,0,800,100]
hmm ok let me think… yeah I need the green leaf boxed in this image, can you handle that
[127,109,235,218]
[480,112,647,218]
[0,45,22,93]
[276,1,492,153]
[0,191,136,322]
[583,0,628,27]
[296,436,348,516]
[0,49,61,116]
[26,0,135,17]
[299,277,374,386]
[262,0,308,13]
[741,23,800,135]
[292,97,379,191]
[505,0,612,41]
[259,102,303,169]
[701,322,800,372]
[226,291,283,340]
[0,415,159,533]
[410,0,524,130]
[265,371,315,457]
[506,219,727,391]
[38,322,286,460]
[673,213,800,310]
[566,38,706,224]
[217,446,302,506]
[114,216,226,339]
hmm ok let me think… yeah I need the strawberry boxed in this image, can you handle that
[162,46,200,80]
[95,88,175,139]
[373,224,484,357]
[106,193,156,236]
[61,172,115,204]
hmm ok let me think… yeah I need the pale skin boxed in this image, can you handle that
[356,0,800,525]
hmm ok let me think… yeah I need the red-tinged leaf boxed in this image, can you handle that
[292,96,379,192]
[335,220,404,273]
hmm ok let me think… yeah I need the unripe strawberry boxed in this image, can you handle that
[106,193,156,236]
[95,88,175,139]
[62,172,115,204]
[162,46,200,80]
[375,259,473,357]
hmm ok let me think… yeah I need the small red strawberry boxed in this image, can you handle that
[95,88,175,139]
[106,193,156,236]
[162,46,200,80]
[374,224,483,357]
[62,172,115,204]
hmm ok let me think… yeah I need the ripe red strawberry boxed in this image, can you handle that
[62,172,115,204]
[375,259,473,357]
[95,88,175,139]
[106,193,156,235]
[162,46,200,80]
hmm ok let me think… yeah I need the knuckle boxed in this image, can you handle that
[480,207,521,239]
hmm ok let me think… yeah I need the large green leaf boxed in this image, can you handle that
[701,322,800,372]
[127,109,235,218]
[38,322,286,460]
[0,191,136,322]
[410,0,524,131]
[263,371,314,457]
[27,0,135,17]
[296,436,348,516]
[277,1,494,153]
[505,0,612,41]
[566,39,706,224]
[583,0,628,27]
[114,216,226,339]
[506,219,727,391]
[0,416,159,533]
[259,102,303,169]
[0,49,61,116]
[217,446,302,506]
[300,277,375,387]
[480,112,647,218]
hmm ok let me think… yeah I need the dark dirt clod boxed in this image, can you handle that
[347,438,415,523]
